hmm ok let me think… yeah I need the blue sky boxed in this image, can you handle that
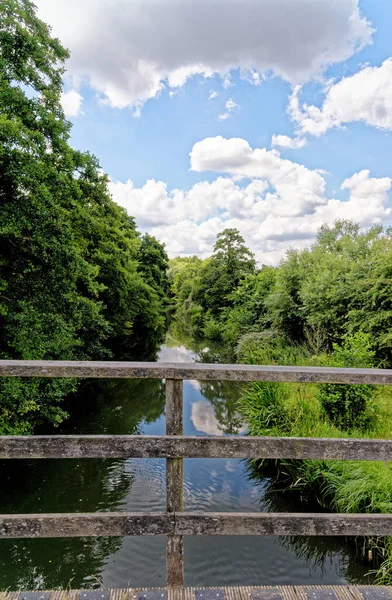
[36,0,392,264]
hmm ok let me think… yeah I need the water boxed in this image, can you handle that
[0,340,374,590]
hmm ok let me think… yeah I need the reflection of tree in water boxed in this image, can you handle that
[0,457,132,590]
[0,373,166,590]
[60,377,166,435]
[166,332,245,435]
[199,380,245,434]
[245,460,376,585]
[195,345,245,435]
[165,330,234,365]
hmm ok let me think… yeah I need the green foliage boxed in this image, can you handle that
[170,220,392,367]
[168,256,204,335]
[137,233,170,301]
[318,333,376,430]
[222,267,276,344]
[0,0,168,432]
[239,382,291,436]
[236,331,311,366]
[195,229,256,318]
[202,314,222,340]
[168,230,257,339]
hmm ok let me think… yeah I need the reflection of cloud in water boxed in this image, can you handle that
[189,380,201,391]
[225,460,237,473]
[158,345,197,363]
[191,401,223,436]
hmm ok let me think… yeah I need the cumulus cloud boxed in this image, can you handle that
[271,134,307,149]
[109,136,392,264]
[35,0,372,111]
[289,58,392,137]
[60,89,83,117]
[109,176,269,228]
[190,136,327,216]
[209,90,218,100]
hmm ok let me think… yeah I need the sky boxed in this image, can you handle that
[35,0,392,265]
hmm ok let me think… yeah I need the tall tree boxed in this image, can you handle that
[197,228,256,317]
[0,0,168,432]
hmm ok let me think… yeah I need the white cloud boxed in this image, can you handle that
[109,176,269,228]
[271,134,307,149]
[190,136,327,216]
[35,0,372,112]
[60,89,83,117]
[218,99,238,120]
[289,58,392,137]
[226,98,238,112]
[109,136,392,264]
[240,69,264,86]
[191,402,223,436]
[209,90,218,100]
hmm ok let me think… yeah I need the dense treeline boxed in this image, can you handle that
[0,0,169,433]
[169,222,392,367]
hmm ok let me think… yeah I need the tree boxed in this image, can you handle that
[0,0,168,432]
[222,266,276,344]
[138,234,170,300]
[264,249,306,343]
[196,229,256,317]
[168,256,204,333]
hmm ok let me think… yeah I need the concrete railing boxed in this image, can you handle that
[1,360,392,588]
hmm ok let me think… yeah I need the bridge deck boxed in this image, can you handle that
[3,586,392,600]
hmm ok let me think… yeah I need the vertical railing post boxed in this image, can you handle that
[165,377,184,588]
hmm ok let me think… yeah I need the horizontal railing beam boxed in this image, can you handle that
[0,513,173,538]
[1,434,392,461]
[1,360,392,384]
[2,512,392,538]
[0,360,174,379]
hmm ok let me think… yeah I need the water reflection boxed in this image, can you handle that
[61,377,166,435]
[199,381,245,435]
[162,338,245,436]
[0,458,133,589]
[191,400,223,436]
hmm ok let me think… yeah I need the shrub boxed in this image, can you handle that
[318,384,374,430]
[203,315,222,340]
[236,331,310,366]
[318,332,377,430]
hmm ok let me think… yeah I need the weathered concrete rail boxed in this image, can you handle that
[3,512,392,538]
[1,434,392,461]
[2,360,392,384]
[1,360,392,590]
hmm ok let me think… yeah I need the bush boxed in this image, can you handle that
[236,331,310,366]
[318,384,374,430]
[318,332,377,430]
[203,315,222,340]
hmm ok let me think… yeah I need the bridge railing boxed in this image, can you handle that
[1,360,392,588]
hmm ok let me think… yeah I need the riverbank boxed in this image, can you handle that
[238,376,392,583]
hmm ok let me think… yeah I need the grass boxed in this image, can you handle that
[237,380,392,583]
